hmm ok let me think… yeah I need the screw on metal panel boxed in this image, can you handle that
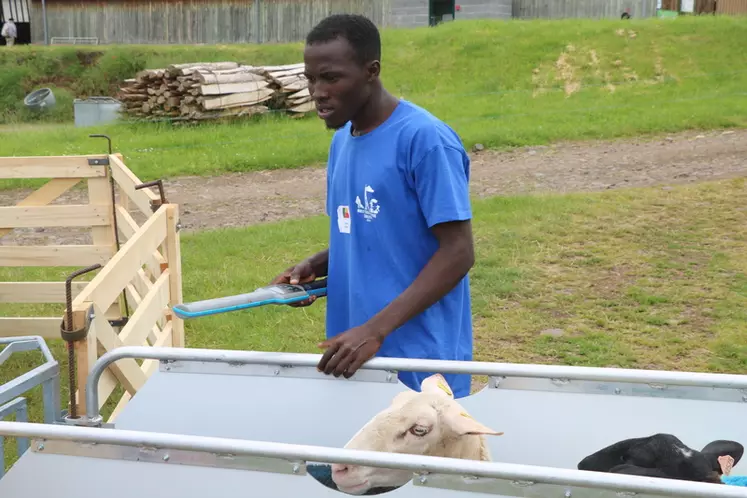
[565,490,572,498]
[163,454,170,461]
[37,443,44,451]
[492,377,502,388]
[386,372,393,382]
[614,388,622,394]
[292,463,300,474]
[419,475,427,484]
[743,395,747,402]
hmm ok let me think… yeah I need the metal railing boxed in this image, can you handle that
[0,336,61,475]
[79,345,747,426]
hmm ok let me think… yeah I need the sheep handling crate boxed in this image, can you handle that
[1,343,747,498]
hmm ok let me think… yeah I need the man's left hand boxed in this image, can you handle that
[317,324,383,378]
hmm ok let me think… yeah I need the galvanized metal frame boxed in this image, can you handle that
[0,336,60,478]
[1,344,746,496]
[0,336,61,425]
[0,420,746,498]
[80,346,747,426]
[0,397,29,479]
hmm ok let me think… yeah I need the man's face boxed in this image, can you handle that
[303,37,375,130]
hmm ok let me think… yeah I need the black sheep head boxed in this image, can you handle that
[577,434,744,484]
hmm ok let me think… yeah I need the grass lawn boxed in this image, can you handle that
[3,176,747,470]
[1,15,747,189]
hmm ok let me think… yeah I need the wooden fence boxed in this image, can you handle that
[512,0,658,18]
[716,0,747,14]
[29,0,390,45]
[0,152,184,422]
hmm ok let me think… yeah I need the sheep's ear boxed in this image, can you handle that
[442,405,504,437]
[420,374,454,398]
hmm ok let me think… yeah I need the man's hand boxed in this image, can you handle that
[317,324,384,378]
[316,220,474,378]
[270,260,318,307]
[269,248,329,307]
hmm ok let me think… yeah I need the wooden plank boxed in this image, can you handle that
[0,178,81,238]
[90,304,148,395]
[109,154,159,217]
[0,317,61,338]
[115,204,165,277]
[0,245,112,267]
[0,156,107,179]
[72,206,168,314]
[165,205,185,348]
[123,282,161,345]
[118,270,170,348]
[0,281,87,303]
[86,174,121,322]
[199,80,270,96]
[201,88,274,110]
[0,204,110,229]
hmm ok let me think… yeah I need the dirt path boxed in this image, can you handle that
[2,127,746,245]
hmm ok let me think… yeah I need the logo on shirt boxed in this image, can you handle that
[337,205,351,234]
[355,185,380,222]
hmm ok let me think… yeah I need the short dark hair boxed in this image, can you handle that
[306,14,381,65]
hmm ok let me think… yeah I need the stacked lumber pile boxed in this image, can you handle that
[250,62,315,114]
[116,61,314,123]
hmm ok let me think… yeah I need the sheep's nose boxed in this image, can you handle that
[331,463,348,475]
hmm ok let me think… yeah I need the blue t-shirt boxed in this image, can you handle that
[324,99,473,398]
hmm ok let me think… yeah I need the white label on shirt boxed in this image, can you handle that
[337,205,351,234]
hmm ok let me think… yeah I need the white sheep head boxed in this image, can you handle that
[330,373,503,495]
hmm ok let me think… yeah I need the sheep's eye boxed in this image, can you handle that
[409,425,429,437]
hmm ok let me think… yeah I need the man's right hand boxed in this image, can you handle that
[270,260,318,307]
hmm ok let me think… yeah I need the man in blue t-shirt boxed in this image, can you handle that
[270,14,475,398]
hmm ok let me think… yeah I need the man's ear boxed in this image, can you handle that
[366,60,380,81]
[420,374,454,398]
[442,405,504,437]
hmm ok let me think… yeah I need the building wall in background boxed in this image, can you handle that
[30,0,391,45]
[512,0,658,19]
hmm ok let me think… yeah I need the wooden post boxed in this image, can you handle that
[165,204,185,348]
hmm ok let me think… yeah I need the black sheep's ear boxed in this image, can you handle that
[701,440,744,471]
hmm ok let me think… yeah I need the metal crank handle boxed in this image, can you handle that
[171,278,328,319]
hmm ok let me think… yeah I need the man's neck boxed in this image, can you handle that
[350,86,399,136]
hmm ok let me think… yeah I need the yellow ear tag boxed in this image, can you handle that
[437,380,452,397]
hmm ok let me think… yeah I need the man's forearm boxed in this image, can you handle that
[366,229,474,339]
[305,248,330,277]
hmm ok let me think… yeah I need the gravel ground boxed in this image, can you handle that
[2,127,745,245]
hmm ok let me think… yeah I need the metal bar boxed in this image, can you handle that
[0,362,59,406]
[0,337,60,424]
[41,0,48,45]
[41,377,60,425]
[0,421,744,498]
[85,346,747,422]
[0,336,56,363]
[0,340,39,366]
[0,397,30,479]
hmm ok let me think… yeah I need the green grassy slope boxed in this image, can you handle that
[0,15,745,189]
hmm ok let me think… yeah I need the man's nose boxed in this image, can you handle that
[310,84,328,101]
